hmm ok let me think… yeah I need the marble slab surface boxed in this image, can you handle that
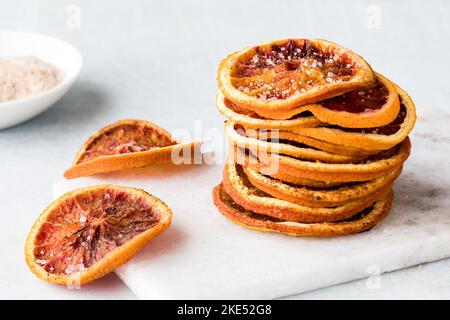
[53,107,450,299]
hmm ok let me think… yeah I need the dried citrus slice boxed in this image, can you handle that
[218,39,375,117]
[241,127,380,156]
[225,121,367,163]
[222,162,388,223]
[236,137,411,182]
[267,131,380,156]
[25,185,172,285]
[243,165,401,208]
[263,170,349,188]
[229,122,380,156]
[213,183,392,237]
[264,73,400,126]
[289,86,416,151]
[64,119,200,179]
[216,90,322,129]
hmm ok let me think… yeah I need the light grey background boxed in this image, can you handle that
[1,0,449,299]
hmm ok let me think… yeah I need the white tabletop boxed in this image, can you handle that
[1,0,449,299]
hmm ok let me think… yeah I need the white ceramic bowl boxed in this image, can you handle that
[0,31,82,129]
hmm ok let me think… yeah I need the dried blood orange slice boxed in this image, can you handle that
[266,73,400,127]
[245,127,380,156]
[218,39,375,118]
[216,90,322,130]
[243,165,401,208]
[236,137,411,183]
[225,121,366,163]
[290,85,416,151]
[213,183,392,237]
[222,162,388,223]
[64,119,200,179]
[25,185,172,285]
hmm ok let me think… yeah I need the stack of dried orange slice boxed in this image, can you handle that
[213,38,416,236]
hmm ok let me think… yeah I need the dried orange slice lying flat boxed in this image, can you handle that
[213,183,392,237]
[290,86,416,151]
[218,38,375,118]
[64,119,200,179]
[25,185,172,285]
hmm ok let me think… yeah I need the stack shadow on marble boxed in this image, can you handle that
[212,38,416,236]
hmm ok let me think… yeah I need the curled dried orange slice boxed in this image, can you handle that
[225,121,367,163]
[216,90,322,129]
[264,172,347,189]
[266,73,400,126]
[218,39,375,117]
[222,162,388,223]
[243,165,401,208]
[25,185,172,285]
[230,122,380,156]
[213,183,392,237]
[290,86,416,151]
[236,137,411,183]
[64,119,200,179]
